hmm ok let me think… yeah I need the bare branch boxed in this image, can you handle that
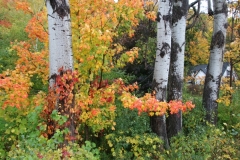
[186,0,200,30]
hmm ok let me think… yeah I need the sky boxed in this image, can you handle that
[113,0,209,13]
[198,0,208,13]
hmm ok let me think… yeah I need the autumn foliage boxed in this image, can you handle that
[120,91,195,116]
[0,0,48,106]
[0,0,195,153]
[0,20,12,28]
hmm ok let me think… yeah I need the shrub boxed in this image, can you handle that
[7,140,100,160]
[166,125,238,159]
[103,132,163,160]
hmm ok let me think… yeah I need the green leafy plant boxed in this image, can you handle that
[167,125,238,159]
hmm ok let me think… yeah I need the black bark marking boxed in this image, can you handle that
[214,2,228,17]
[224,23,228,29]
[163,14,172,35]
[50,0,58,10]
[157,1,172,34]
[163,15,171,22]
[160,51,165,58]
[159,42,170,58]
[152,79,167,101]
[172,0,188,25]
[203,69,222,124]
[171,40,183,62]
[216,74,222,85]
[168,72,182,100]
[48,14,55,18]
[210,30,225,50]
[172,6,182,25]
[208,9,214,16]
[203,73,214,111]
[156,12,161,22]
[48,73,57,82]
[152,78,160,92]
[49,0,70,19]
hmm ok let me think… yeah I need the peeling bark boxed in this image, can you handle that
[202,0,227,124]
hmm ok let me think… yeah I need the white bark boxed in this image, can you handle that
[168,0,187,100]
[47,0,73,87]
[153,0,172,101]
[203,0,227,124]
[46,0,75,143]
[167,0,188,139]
[151,0,172,149]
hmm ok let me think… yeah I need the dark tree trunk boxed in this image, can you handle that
[202,68,221,124]
[230,59,233,87]
[150,115,169,149]
[166,111,182,139]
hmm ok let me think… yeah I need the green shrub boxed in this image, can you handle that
[7,140,100,160]
[166,125,238,160]
[0,106,44,159]
[102,132,163,160]
[98,100,164,159]
[218,88,240,127]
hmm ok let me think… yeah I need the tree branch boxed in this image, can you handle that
[186,0,200,30]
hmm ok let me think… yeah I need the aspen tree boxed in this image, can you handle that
[203,0,228,124]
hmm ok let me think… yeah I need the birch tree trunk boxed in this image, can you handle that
[167,0,188,139]
[202,0,227,124]
[151,0,172,148]
[46,0,75,142]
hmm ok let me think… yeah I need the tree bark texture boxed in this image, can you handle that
[151,0,172,148]
[202,0,227,124]
[46,0,75,143]
[167,0,188,140]
[47,0,73,85]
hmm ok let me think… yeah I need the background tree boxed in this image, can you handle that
[202,0,228,124]
[225,1,240,87]
[185,13,213,66]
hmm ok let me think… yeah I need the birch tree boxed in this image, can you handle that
[167,0,188,139]
[46,0,76,141]
[202,0,228,124]
[151,0,172,148]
